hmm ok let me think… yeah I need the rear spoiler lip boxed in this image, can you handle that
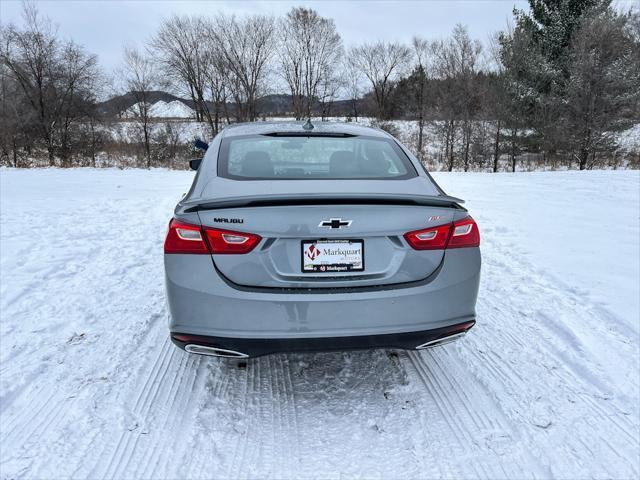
[180,193,465,213]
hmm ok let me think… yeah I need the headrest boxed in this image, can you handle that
[241,151,273,177]
[363,148,390,175]
[329,150,357,176]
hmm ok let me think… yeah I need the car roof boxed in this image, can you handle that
[220,121,391,139]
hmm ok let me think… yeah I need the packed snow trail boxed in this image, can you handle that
[1,168,638,479]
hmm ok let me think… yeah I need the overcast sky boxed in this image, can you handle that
[1,0,534,71]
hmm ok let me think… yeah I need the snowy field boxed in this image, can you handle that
[1,168,638,479]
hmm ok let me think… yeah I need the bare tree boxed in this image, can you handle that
[455,25,482,172]
[203,37,231,133]
[200,19,232,133]
[411,36,431,160]
[317,65,343,120]
[212,14,276,122]
[150,15,221,134]
[432,25,482,171]
[0,45,34,166]
[342,55,365,121]
[431,37,459,171]
[349,41,411,120]
[77,66,108,167]
[122,46,157,167]
[56,43,101,164]
[1,2,98,165]
[278,7,343,119]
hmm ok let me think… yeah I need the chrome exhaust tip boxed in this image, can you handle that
[185,344,249,358]
[415,331,468,350]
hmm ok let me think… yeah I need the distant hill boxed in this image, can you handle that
[98,91,361,119]
[97,91,192,117]
[122,100,195,119]
[256,94,295,116]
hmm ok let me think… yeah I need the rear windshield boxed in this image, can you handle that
[217,134,417,180]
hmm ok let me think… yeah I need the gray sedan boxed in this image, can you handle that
[164,121,480,358]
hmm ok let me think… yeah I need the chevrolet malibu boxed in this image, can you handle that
[164,121,480,358]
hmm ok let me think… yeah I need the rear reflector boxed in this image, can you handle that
[404,216,479,250]
[164,219,261,255]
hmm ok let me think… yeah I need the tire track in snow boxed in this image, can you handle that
[406,351,475,449]
[0,170,201,479]
[268,355,302,477]
[226,359,256,478]
[1,383,58,445]
[229,356,297,479]
[223,356,294,478]
[280,355,302,473]
[0,389,71,465]
[142,353,206,478]
[0,382,87,479]
[464,310,639,479]
[405,349,540,479]
[95,339,174,479]
[112,346,188,477]
[181,361,232,479]
[0,309,170,479]
[86,336,208,480]
[452,230,640,478]
[186,349,420,478]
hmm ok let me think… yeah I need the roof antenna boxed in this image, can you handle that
[302,118,314,131]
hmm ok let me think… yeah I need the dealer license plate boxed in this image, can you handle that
[301,239,364,273]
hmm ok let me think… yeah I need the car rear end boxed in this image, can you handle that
[164,123,480,358]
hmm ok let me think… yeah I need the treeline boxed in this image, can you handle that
[1,0,639,170]
[0,4,102,167]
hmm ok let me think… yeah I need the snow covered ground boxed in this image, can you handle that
[1,168,638,479]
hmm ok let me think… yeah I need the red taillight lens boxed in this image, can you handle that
[204,228,261,254]
[404,216,479,250]
[404,223,452,250]
[164,219,261,255]
[447,216,480,248]
[164,219,210,254]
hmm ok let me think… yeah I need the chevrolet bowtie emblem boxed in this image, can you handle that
[319,218,352,229]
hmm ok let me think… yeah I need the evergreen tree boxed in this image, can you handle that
[500,0,638,168]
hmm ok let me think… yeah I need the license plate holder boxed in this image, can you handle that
[301,239,364,273]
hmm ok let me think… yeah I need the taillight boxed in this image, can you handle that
[404,223,452,250]
[164,219,261,255]
[204,228,261,254]
[404,216,479,250]
[164,219,210,254]
[447,216,480,248]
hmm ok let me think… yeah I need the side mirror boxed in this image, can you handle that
[189,158,202,171]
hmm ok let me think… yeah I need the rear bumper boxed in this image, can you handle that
[171,320,475,357]
[165,247,480,340]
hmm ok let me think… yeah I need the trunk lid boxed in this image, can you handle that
[189,181,461,289]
